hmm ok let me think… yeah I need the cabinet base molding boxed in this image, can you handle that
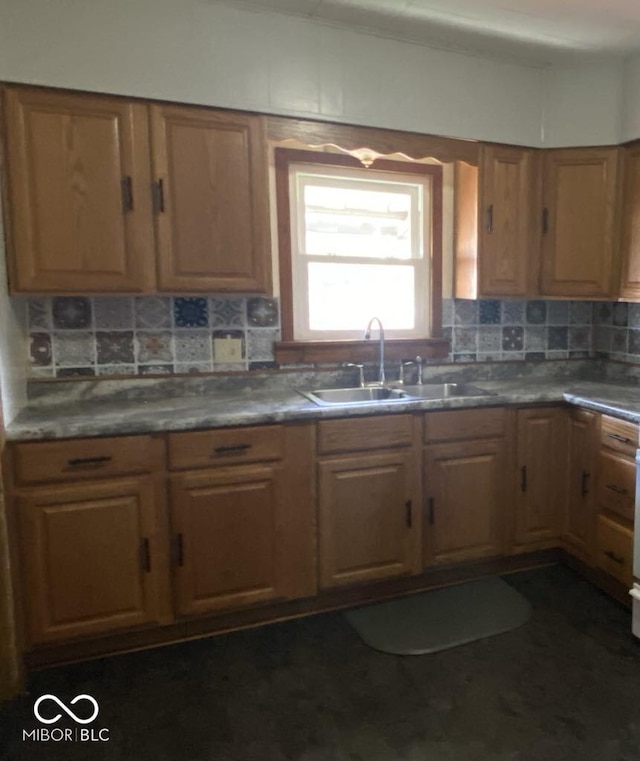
[561,550,632,610]
[24,549,561,671]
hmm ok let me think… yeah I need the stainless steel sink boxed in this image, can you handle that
[400,383,496,399]
[300,386,407,406]
[300,382,496,406]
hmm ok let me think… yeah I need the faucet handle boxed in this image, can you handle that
[415,355,424,385]
[343,362,365,388]
[398,359,415,386]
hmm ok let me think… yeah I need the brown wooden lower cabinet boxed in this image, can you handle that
[563,408,598,563]
[169,422,316,617]
[424,438,506,566]
[318,448,420,589]
[514,407,568,550]
[17,476,167,645]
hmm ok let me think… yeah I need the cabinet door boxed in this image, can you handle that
[18,477,164,644]
[564,409,598,562]
[151,104,271,293]
[540,148,620,298]
[479,145,536,297]
[515,408,568,548]
[318,450,419,589]
[3,87,155,293]
[172,462,312,616]
[424,439,506,566]
[620,143,640,300]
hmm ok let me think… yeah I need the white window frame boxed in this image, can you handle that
[288,163,432,341]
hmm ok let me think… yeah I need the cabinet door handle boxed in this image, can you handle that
[427,497,435,525]
[175,533,184,567]
[542,207,549,235]
[604,549,625,565]
[405,499,412,528]
[153,179,165,213]
[140,538,151,573]
[486,204,493,233]
[581,471,590,497]
[520,465,527,493]
[66,456,112,468]
[121,176,134,213]
[607,432,634,446]
[212,443,251,456]
[605,483,628,495]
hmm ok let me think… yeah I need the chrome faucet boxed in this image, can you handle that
[364,317,385,385]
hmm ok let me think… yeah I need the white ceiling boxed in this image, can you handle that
[219,0,640,64]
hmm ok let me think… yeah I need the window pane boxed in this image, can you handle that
[303,182,417,260]
[307,262,415,331]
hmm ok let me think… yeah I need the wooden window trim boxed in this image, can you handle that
[274,148,447,365]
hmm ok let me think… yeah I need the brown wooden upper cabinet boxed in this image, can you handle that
[619,142,640,300]
[540,147,621,298]
[3,87,156,293]
[150,104,271,293]
[2,86,272,294]
[455,144,537,299]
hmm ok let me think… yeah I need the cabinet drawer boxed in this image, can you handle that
[317,415,413,455]
[600,415,638,458]
[595,514,634,587]
[424,407,505,443]
[597,450,636,522]
[169,425,284,469]
[13,436,157,485]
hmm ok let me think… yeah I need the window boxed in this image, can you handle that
[274,149,445,361]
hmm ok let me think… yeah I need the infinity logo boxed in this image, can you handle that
[33,694,99,725]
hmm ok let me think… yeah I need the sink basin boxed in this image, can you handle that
[400,383,496,399]
[300,386,406,406]
[300,382,496,406]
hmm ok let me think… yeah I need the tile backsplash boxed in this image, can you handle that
[27,296,280,377]
[26,295,606,379]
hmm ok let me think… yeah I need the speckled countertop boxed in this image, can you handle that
[7,360,640,441]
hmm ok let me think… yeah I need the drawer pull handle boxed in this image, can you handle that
[153,178,165,213]
[405,500,412,529]
[212,443,251,456]
[427,497,435,525]
[605,483,628,495]
[121,176,134,213]
[175,533,184,567]
[520,465,527,493]
[607,433,634,446]
[66,456,112,468]
[140,538,151,573]
[604,549,625,565]
[581,471,590,497]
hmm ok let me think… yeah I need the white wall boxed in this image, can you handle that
[621,54,640,143]
[0,0,546,146]
[541,60,623,147]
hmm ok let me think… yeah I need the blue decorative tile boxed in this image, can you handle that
[612,328,628,354]
[547,301,569,325]
[612,302,628,327]
[210,298,245,328]
[629,303,640,329]
[596,302,613,326]
[502,326,524,351]
[247,297,278,327]
[478,326,501,352]
[453,299,477,325]
[30,333,52,367]
[547,327,568,350]
[628,329,640,355]
[52,297,92,329]
[173,297,209,328]
[525,352,546,361]
[453,353,477,363]
[570,301,593,325]
[501,301,524,325]
[56,367,95,377]
[96,331,134,365]
[525,301,547,325]
[453,328,477,353]
[524,326,545,351]
[479,300,501,324]
[569,326,591,351]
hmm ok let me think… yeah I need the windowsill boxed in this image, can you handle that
[274,338,450,365]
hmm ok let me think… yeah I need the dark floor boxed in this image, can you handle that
[1,565,640,760]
